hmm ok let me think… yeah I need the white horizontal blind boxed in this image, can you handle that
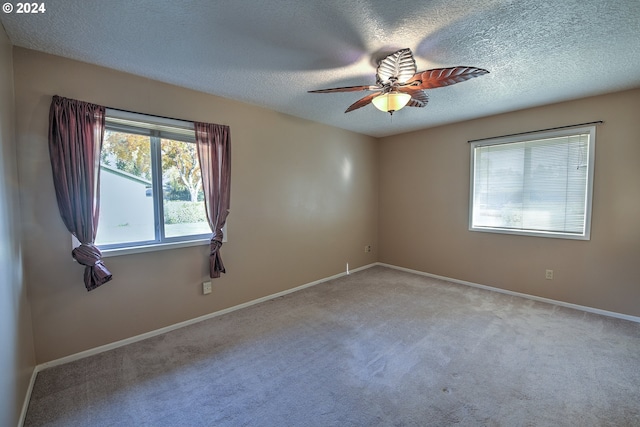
[470,126,595,239]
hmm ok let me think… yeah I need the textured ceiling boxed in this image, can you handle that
[2,0,640,137]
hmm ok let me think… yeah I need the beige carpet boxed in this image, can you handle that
[25,266,640,426]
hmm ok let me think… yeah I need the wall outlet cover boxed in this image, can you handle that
[203,281,212,294]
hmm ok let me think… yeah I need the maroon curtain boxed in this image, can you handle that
[48,95,112,291]
[194,122,231,278]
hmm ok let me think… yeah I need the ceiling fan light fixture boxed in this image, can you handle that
[372,91,411,114]
[308,48,488,115]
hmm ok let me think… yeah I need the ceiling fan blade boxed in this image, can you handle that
[406,99,427,108]
[345,92,378,113]
[377,48,417,85]
[398,88,429,108]
[308,85,379,93]
[408,67,489,90]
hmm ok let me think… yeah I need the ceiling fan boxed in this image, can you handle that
[309,48,489,115]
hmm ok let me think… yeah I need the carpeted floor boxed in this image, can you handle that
[24,266,640,426]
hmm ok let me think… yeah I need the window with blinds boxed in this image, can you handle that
[469,125,596,240]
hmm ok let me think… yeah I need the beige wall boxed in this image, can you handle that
[13,47,379,363]
[11,43,640,370]
[379,89,640,317]
[0,28,35,427]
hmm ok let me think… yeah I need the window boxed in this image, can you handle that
[95,110,211,251]
[469,125,595,240]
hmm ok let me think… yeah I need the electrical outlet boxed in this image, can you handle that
[545,269,554,280]
[203,281,212,294]
[365,245,372,253]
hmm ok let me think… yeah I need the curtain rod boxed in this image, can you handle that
[467,121,604,143]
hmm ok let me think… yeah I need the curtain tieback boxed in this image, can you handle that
[209,235,222,255]
[72,243,104,266]
[73,243,112,290]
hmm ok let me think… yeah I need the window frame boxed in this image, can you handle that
[95,109,213,255]
[468,125,596,240]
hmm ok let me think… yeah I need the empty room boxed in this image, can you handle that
[1,1,639,426]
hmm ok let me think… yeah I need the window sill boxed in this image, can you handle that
[100,238,211,258]
[469,226,589,241]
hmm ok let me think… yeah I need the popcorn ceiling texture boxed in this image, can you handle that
[2,0,639,137]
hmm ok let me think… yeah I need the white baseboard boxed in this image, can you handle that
[18,366,38,427]
[377,262,640,324]
[36,263,377,372]
[31,260,640,371]
[21,263,376,426]
[21,260,637,425]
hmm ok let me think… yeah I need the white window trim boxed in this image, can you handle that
[89,109,227,254]
[72,223,227,257]
[468,125,596,240]
[73,235,207,257]
[101,238,210,257]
